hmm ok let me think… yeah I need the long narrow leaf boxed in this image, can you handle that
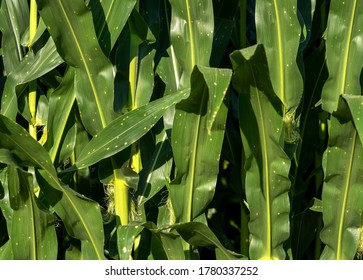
[169,66,231,223]
[0,115,105,259]
[8,167,57,260]
[1,37,63,120]
[320,112,363,259]
[321,1,363,114]
[89,0,136,54]
[255,0,303,112]
[231,44,291,260]
[73,89,190,170]
[169,0,214,87]
[45,68,76,163]
[0,0,28,73]
[343,95,363,145]
[37,0,115,135]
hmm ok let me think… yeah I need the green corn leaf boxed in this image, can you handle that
[117,223,143,260]
[150,231,185,260]
[172,222,246,260]
[321,1,363,114]
[0,37,63,120]
[320,113,363,260]
[255,0,303,112]
[169,66,231,223]
[343,95,363,146]
[45,68,76,163]
[0,115,105,259]
[136,123,173,207]
[143,222,185,260]
[169,0,214,88]
[7,167,57,260]
[89,0,137,54]
[0,241,13,260]
[73,89,189,170]
[0,167,14,259]
[0,0,28,74]
[37,0,115,136]
[231,44,291,260]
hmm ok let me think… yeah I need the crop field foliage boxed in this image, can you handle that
[0,0,362,260]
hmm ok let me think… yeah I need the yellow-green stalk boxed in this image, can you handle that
[111,159,130,226]
[128,33,143,173]
[28,0,38,196]
[28,0,38,139]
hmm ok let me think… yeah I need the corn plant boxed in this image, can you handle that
[0,0,362,260]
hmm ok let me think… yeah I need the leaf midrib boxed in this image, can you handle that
[250,62,272,259]
[56,0,107,128]
[4,126,103,259]
[273,0,284,107]
[339,1,357,95]
[337,131,357,259]
[185,0,196,68]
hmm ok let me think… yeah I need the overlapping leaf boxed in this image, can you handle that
[73,89,189,170]
[0,37,63,120]
[321,1,363,114]
[169,0,214,87]
[37,0,115,136]
[169,66,231,223]
[231,44,291,260]
[0,115,105,259]
[89,0,137,54]
[7,167,57,260]
[320,113,363,260]
[0,0,28,73]
[255,0,303,112]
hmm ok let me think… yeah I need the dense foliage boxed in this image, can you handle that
[0,0,362,260]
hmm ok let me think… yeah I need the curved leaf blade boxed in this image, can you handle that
[37,0,115,135]
[231,44,291,260]
[89,0,136,54]
[45,68,76,163]
[255,0,303,111]
[169,66,231,223]
[74,89,190,170]
[1,37,63,120]
[320,114,363,259]
[0,0,28,73]
[321,1,363,114]
[172,222,246,260]
[0,115,105,259]
[169,0,214,87]
[343,95,363,145]
[8,167,57,260]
